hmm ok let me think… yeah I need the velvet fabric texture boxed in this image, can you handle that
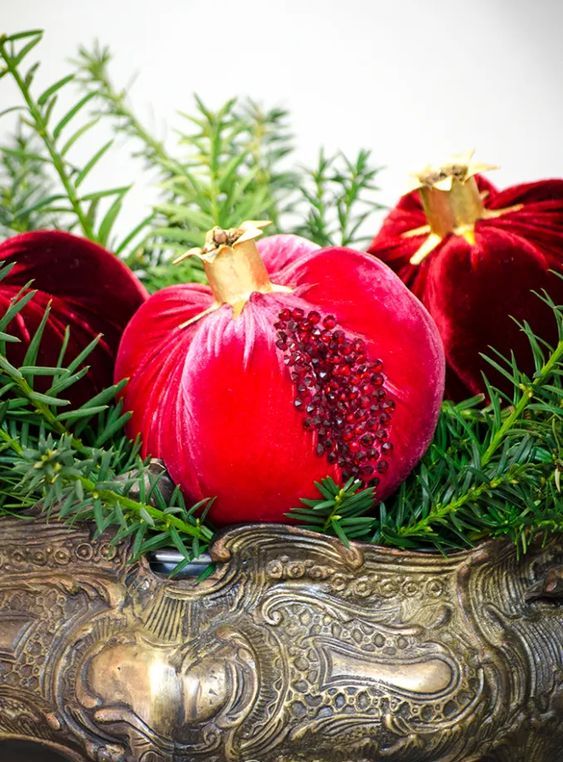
[0,230,147,405]
[368,177,563,398]
[115,234,445,525]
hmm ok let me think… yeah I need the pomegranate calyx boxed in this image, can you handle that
[176,221,291,322]
[174,220,271,265]
[402,152,520,266]
[405,150,497,194]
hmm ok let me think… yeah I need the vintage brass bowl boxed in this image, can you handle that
[0,511,562,761]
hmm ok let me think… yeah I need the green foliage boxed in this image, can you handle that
[288,476,378,545]
[0,125,57,235]
[75,43,298,288]
[294,148,383,247]
[289,291,562,553]
[78,42,297,230]
[142,95,297,288]
[0,31,142,253]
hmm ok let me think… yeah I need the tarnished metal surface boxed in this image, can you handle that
[0,512,561,761]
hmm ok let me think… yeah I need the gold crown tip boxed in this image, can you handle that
[406,151,498,194]
[234,220,272,244]
[173,246,205,265]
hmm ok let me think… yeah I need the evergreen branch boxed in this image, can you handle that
[0,32,94,237]
[0,125,58,234]
[75,44,297,277]
[481,319,562,465]
[75,42,180,174]
[287,476,377,545]
[294,149,384,247]
[0,31,136,249]
[6,433,214,559]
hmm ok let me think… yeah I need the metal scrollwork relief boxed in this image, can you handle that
[0,513,562,761]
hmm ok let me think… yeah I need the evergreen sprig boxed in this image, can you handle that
[78,42,297,229]
[75,44,297,288]
[294,148,384,247]
[0,125,57,235]
[0,30,145,254]
[288,476,377,546]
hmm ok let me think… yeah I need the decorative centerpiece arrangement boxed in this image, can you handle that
[0,30,561,762]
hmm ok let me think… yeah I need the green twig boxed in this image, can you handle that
[0,33,95,238]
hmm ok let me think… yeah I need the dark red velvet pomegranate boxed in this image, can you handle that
[115,222,445,525]
[368,156,563,398]
[0,230,147,405]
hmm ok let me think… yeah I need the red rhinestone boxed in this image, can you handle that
[308,310,321,324]
[352,338,365,353]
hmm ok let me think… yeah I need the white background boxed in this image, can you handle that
[2,0,563,233]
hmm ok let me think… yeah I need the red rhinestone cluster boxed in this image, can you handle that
[274,307,395,486]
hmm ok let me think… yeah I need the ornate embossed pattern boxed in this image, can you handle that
[0,514,561,761]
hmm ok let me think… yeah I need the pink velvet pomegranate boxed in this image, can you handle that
[1,230,147,405]
[115,222,445,525]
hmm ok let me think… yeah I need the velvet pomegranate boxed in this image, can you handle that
[0,230,147,405]
[115,222,445,525]
[368,156,563,398]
